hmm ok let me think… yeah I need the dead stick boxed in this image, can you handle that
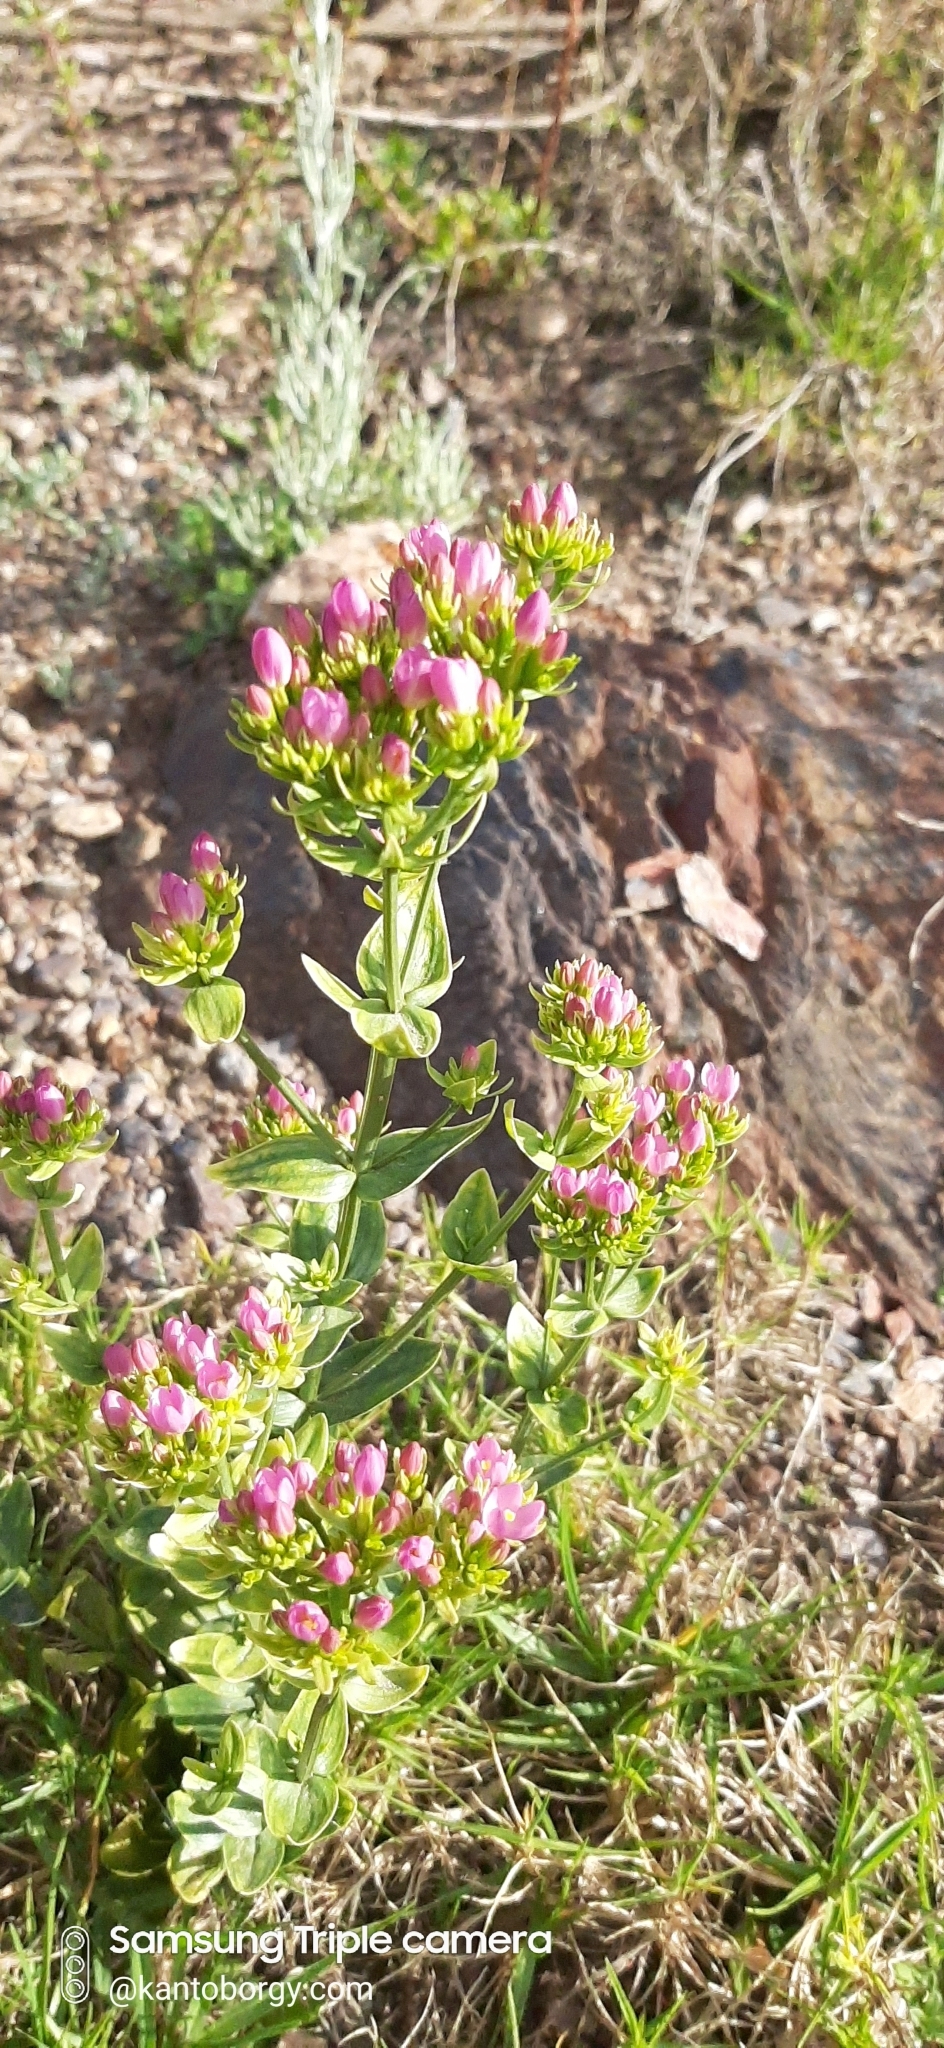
[536,0,585,208]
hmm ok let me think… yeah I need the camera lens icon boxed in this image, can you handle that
[60,1927,90,2005]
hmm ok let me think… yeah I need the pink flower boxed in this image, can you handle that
[398,1441,426,1480]
[252,1463,297,1539]
[632,1086,665,1127]
[429,655,482,716]
[374,1491,411,1535]
[398,1534,434,1575]
[283,705,304,743]
[590,972,635,1028]
[400,519,451,569]
[291,1460,317,1496]
[329,578,373,636]
[218,1500,238,1525]
[353,1442,388,1499]
[550,1164,587,1203]
[319,1550,355,1585]
[380,733,411,781]
[146,1384,200,1437]
[633,1131,679,1175]
[284,605,311,645]
[585,1164,634,1215]
[103,1343,135,1380]
[100,1387,135,1432]
[353,1595,393,1632]
[463,1436,514,1488]
[195,1356,239,1402]
[321,1626,342,1654]
[478,676,502,720]
[701,1062,740,1106]
[664,1058,695,1093]
[452,539,501,606]
[157,873,205,927]
[361,664,388,705]
[392,646,435,708]
[283,1600,329,1644]
[481,1482,546,1543]
[415,1562,441,1588]
[32,1080,66,1123]
[0,1072,11,1101]
[515,589,552,646]
[129,1337,159,1373]
[245,681,274,721]
[190,832,222,877]
[394,588,428,645]
[301,687,352,746]
[518,482,547,527]
[678,1117,706,1154]
[542,630,569,662]
[252,627,293,689]
[334,1440,358,1474]
[547,480,578,527]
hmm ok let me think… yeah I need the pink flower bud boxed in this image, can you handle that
[400,519,451,569]
[429,655,482,716]
[33,1081,67,1124]
[380,733,411,781]
[361,664,388,705]
[321,1626,342,1654]
[335,1441,358,1474]
[157,873,205,926]
[103,1343,135,1380]
[460,1044,480,1071]
[353,1595,393,1632]
[541,630,569,662]
[146,1384,199,1437]
[319,1551,355,1585]
[353,1442,388,1499]
[679,1117,707,1153]
[129,1337,159,1373]
[319,603,345,657]
[100,1388,134,1432]
[374,1490,411,1535]
[416,1561,442,1587]
[0,1072,11,1101]
[283,705,304,742]
[30,1118,50,1143]
[547,480,578,526]
[218,1500,238,1524]
[515,589,552,646]
[392,646,435,709]
[394,589,428,645]
[700,1062,740,1106]
[664,1058,695,1093]
[75,1088,92,1115]
[398,1441,426,1480]
[292,650,310,686]
[633,1086,665,1127]
[284,605,311,645]
[195,1356,239,1401]
[301,687,352,746]
[350,712,370,746]
[518,482,547,527]
[291,1460,317,1496]
[283,1600,329,1644]
[189,832,222,876]
[336,1105,357,1137]
[397,1534,434,1574]
[329,578,373,635]
[452,539,502,606]
[252,1463,297,1539]
[251,627,292,689]
[478,676,502,719]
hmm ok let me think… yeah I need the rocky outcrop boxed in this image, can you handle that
[154,619,944,1328]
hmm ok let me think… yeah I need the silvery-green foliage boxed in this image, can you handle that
[209,0,478,568]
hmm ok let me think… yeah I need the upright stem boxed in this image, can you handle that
[236,1028,325,1135]
[39,1206,73,1305]
[333,1049,396,1275]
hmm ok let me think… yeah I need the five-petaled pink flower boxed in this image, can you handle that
[481,1482,545,1543]
[282,1600,330,1643]
[146,1384,201,1437]
[701,1062,740,1106]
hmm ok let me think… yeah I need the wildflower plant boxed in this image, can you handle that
[3,484,746,1905]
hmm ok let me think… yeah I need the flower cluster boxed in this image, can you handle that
[97,1292,310,1493]
[534,958,656,1072]
[428,1039,500,1114]
[207,1432,545,1681]
[230,1080,363,1153]
[0,1067,109,1189]
[536,1057,746,1262]
[131,834,244,988]
[228,491,612,862]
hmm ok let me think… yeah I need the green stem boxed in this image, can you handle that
[360,1169,546,1372]
[39,1206,73,1305]
[382,865,402,1013]
[236,1028,325,1135]
[333,1050,396,1276]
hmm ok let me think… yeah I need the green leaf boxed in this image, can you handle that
[341,1663,429,1715]
[159,1683,255,1738]
[208,1134,354,1204]
[300,955,361,1012]
[0,1478,33,1571]
[216,1717,247,1783]
[101,1811,174,1878]
[280,1690,349,1773]
[503,1103,555,1168]
[355,876,452,1006]
[113,1505,170,1562]
[43,1326,104,1385]
[441,1169,501,1263]
[223,1827,284,1895]
[294,1409,330,1469]
[344,1200,387,1284]
[167,1836,226,1905]
[545,1297,609,1343]
[213,1637,269,1683]
[371,1588,425,1655]
[63,1224,105,1304]
[262,1773,338,1846]
[350,998,441,1059]
[356,1111,493,1201]
[302,1307,359,1369]
[290,1199,339,1264]
[316,1339,441,1424]
[505,1301,560,1393]
[183,978,246,1044]
[598,1265,665,1321]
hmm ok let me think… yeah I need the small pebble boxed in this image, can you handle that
[208,1041,258,1094]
